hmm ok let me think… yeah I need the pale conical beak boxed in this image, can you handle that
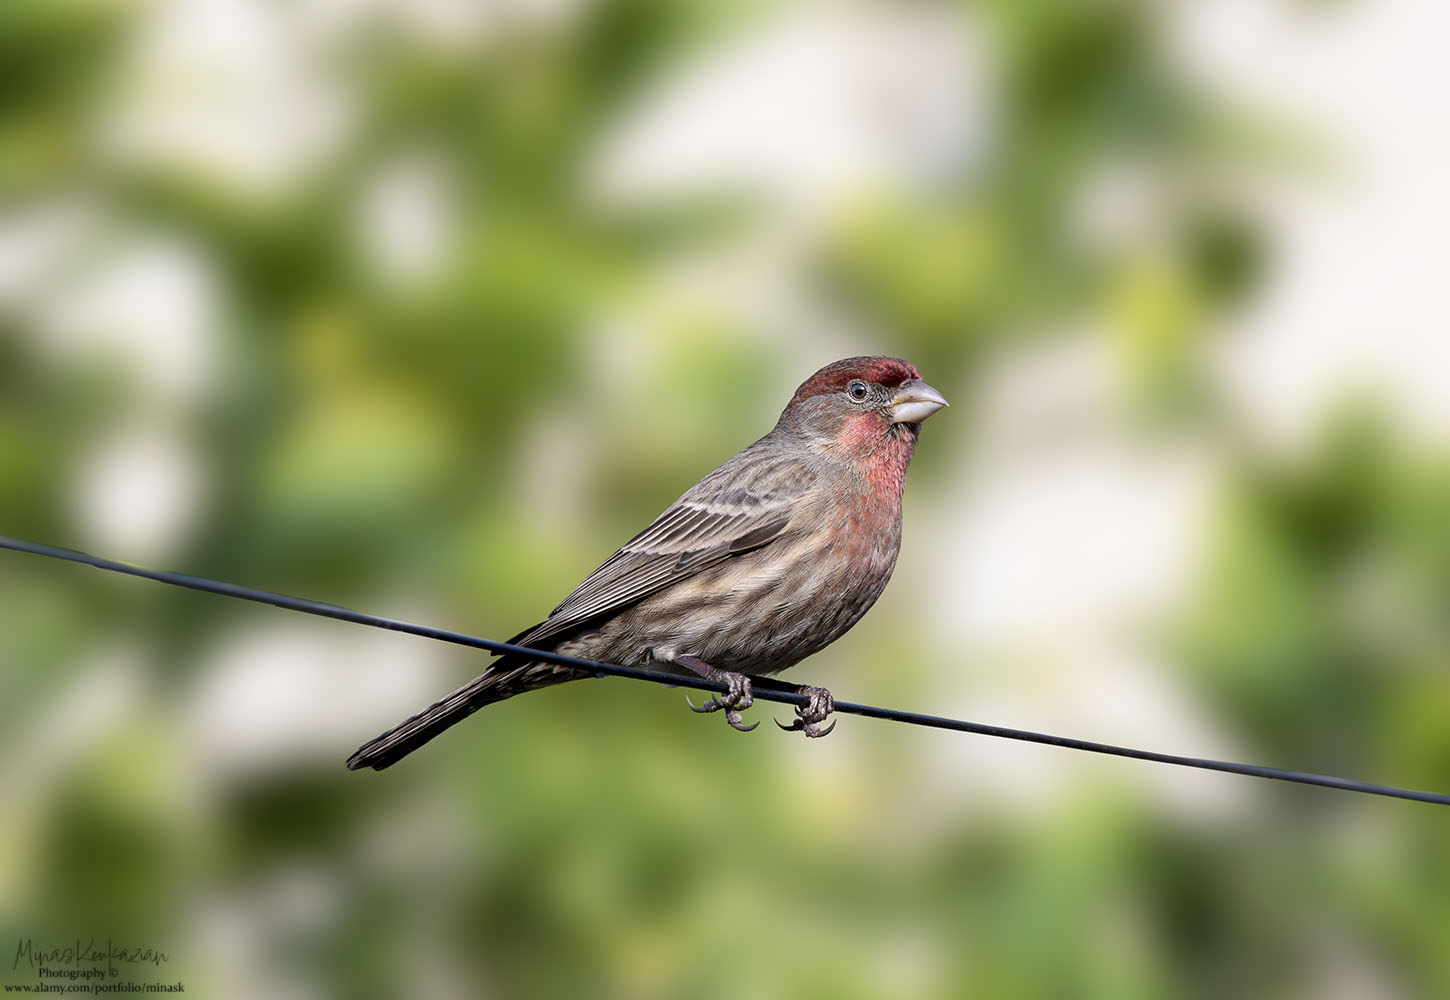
[889,379,949,424]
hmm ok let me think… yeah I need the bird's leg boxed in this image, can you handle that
[775,684,836,738]
[675,655,758,733]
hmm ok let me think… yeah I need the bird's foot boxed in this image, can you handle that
[676,655,758,733]
[775,685,836,738]
[684,673,757,732]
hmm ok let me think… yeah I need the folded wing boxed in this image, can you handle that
[510,483,800,648]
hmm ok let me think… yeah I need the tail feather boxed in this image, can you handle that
[345,657,577,770]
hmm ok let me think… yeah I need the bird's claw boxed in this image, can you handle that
[727,714,759,733]
[683,672,757,732]
[774,716,837,738]
[774,685,836,738]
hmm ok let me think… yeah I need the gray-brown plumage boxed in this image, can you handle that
[346,356,947,770]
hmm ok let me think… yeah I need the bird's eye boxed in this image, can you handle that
[847,380,870,401]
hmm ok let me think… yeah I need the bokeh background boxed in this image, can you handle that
[3,0,1449,996]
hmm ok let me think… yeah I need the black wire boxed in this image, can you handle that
[3,533,1448,806]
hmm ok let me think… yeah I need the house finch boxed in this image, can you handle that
[346,356,947,770]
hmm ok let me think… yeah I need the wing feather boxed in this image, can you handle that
[508,466,806,649]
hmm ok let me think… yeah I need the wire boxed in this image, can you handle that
[3,533,1447,806]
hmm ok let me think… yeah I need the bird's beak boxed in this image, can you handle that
[889,379,949,424]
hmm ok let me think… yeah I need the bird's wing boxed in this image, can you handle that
[508,469,806,649]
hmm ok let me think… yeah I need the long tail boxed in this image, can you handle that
[345,657,579,770]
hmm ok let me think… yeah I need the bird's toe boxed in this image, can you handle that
[776,685,836,738]
[683,671,757,732]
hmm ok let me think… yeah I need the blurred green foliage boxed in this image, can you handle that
[2,1,1447,998]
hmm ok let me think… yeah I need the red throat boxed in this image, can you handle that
[840,417,917,501]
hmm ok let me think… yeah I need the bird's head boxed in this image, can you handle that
[778,356,948,461]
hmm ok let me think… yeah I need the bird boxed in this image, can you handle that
[346,355,947,770]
